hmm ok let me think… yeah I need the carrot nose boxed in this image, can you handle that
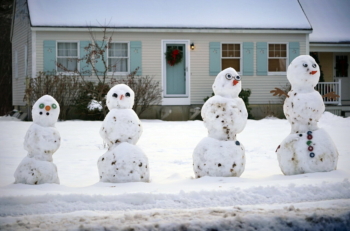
[120,95,124,100]
[310,71,317,75]
[233,79,239,86]
[45,105,51,111]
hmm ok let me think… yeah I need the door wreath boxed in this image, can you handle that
[165,47,183,66]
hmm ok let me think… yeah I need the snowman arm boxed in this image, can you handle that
[322,92,340,100]
[270,88,289,98]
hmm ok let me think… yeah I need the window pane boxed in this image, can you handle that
[57,58,77,72]
[222,44,240,58]
[108,58,128,72]
[222,50,228,57]
[109,43,128,57]
[222,59,240,72]
[57,43,77,57]
[268,58,286,72]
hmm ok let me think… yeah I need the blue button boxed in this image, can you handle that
[235,141,240,146]
[307,131,312,135]
[310,152,315,158]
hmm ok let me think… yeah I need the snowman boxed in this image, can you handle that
[271,55,339,175]
[97,84,149,183]
[14,95,61,184]
[193,67,248,178]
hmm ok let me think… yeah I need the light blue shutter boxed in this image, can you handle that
[209,42,221,76]
[289,42,300,64]
[256,42,267,76]
[243,42,254,76]
[130,41,142,75]
[94,41,107,75]
[43,40,56,74]
[80,41,91,75]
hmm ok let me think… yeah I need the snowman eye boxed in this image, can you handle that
[112,93,118,98]
[51,104,57,109]
[235,76,241,81]
[39,103,45,109]
[225,73,233,80]
[125,92,130,97]
[303,63,308,68]
[312,64,317,68]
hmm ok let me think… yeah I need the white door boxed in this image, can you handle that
[334,53,350,101]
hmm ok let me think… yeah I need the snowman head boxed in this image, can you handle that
[106,84,135,110]
[212,67,242,98]
[32,95,60,127]
[287,55,320,90]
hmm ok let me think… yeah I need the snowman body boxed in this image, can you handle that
[14,95,61,184]
[97,84,149,183]
[276,55,338,175]
[193,68,247,178]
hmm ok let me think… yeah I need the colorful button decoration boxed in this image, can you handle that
[307,131,312,135]
[306,131,315,158]
[235,141,240,146]
[310,152,315,158]
[306,141,312,146]
[52,103,57,109]
[39,103,45,109]
[308,146,314,151]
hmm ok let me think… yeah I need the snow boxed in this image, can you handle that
[299,0,350,43]
[0,112,350,229]
[28,0,311,30]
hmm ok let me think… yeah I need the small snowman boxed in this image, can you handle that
[271,55,339,175]
[193,67,248,178]
[14,95,61,184]
[97,84,149,183]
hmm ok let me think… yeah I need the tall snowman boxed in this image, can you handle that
[14,95,61,184]
[193,67,248,178]
[98,84,150,183]
[271,55,338,175]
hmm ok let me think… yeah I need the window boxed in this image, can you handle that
[57,42,78,73]
[268,43,287,73]
[24,45,27,77]
[221,43,241,72]
[108,42,129,73]
[335,55,348,77]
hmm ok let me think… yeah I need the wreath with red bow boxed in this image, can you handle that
[165,47,183,66]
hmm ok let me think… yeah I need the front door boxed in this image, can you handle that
[166,44,186,95]
[334,53,350,101]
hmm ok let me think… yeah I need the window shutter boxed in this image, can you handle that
[209,42,221,76]
[43,40,56,74]
[243,42,254,76]
[289,42,300,64]
[130,41,142,75]
[94,41,107,75]
[80,41,91,76]
[256,42,267,76]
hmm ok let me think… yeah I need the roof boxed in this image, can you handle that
[299,0,350,43]
[27,0,311,30]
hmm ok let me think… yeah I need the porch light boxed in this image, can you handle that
[190,43,195,50]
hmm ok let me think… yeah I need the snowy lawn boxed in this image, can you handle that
[0,112,349,230]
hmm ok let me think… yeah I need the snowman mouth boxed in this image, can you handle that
[310,71,317,75]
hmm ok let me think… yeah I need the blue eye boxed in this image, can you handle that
[303,63,308,68]
[235,76,241,80]
[312,64,317,68]
[225,73,233,80]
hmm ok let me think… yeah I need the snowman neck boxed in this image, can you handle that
[291,84,315,93]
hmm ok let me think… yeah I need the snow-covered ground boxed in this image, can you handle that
[0,112,349,230]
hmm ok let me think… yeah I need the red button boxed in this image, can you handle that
[308,146,314,151]
[307,135,313,140]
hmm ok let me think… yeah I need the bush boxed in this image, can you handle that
[203,89,253,119]
[24,72,81,120]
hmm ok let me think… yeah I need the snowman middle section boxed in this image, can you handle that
[193,67,248,178]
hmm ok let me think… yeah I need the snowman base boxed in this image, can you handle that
[97,142,150,183]
[14,156,60,184]
[193,137,245,178]
[276,128,338,175]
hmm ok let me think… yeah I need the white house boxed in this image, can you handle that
[11,0,349,119]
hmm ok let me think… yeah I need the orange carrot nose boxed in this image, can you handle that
[45,105,51,111]
[233,79,239,86]
[310,71,317,75]
[120,95,124,100]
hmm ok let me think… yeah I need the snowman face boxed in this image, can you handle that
[212,67,242,98]
[287,55,320,89]
[32,95,60,127]
[106,84,135,110]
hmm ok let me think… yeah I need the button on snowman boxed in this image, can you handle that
[98,84,149,183]
[14,95,61,184]
[193,67,248,178]
[273,55,338,175]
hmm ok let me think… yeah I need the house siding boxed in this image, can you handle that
[35,31,307,105]
[12,0,32,106]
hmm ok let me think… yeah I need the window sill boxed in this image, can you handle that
[268,72,286,76]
